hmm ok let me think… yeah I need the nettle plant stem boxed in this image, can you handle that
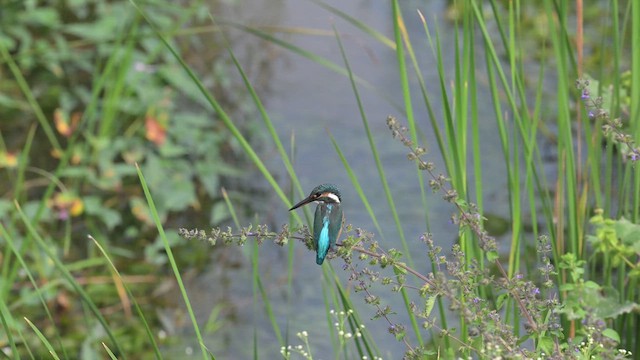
[385,116,540,333]
[179,116,557,356]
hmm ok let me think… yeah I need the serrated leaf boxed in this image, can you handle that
[601,328,620,343]
[424,296,436,317]
[64,17,121,42]
[486,250,499,262]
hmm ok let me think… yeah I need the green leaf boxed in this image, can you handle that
[559,284,575,291]
[209,201,230,225]
[536,336,555,354]
[64,20,117,42]
[423,296,436,317]
[601,328,620,343]
[597,300,639,319]
[19,8,60,28]
[83,196,122,230]
[486,250,499,262]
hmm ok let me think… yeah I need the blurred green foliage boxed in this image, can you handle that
[0,0,259,356]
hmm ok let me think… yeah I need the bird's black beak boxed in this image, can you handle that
[289,196,314,211]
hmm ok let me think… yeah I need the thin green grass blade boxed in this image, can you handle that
[320,276,339,359]
[632,0,640,221]
[221,21,404,113]
[99,19,139,138]
[221,188,240,228]
[354,0,414,271]
[415,10,454,176]
[13,201,126,357]
[543,0,579,256]
[218,23,306,204]
[0,42,61,152]
[102,343,119,360]
[312,0,395,49]
[333,21,427,343]
[326,132,383,237]
[628,1,640,353]
[89,236,163,360]
[129,1,298,218]
[254,252,285,346]
[0,297,21,360]
[12,125,36,204]
[23,317,60,360]
[1,223,69,359]
[399,11,435,234]
[334,277,380,359]
[135,164,207,360]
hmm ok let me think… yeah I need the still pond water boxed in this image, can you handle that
[170,0,517,358]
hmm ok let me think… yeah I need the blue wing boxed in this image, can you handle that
[317,218,330,265]
[314,204,343,265]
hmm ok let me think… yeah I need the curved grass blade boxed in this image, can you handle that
[0,223,69,359]
[311,0,395,49]
[0,42,61,152]
[102,343,118,360]
[89,236,163,360]
[135,163,208,360]
[0,298,21,360]
[220,21,403,114]
[129,1,298,220]
[326,131,383,238]
[13,201,126,357]
[23,317,61,360]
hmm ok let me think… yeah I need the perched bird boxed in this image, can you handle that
[289,184,344,265]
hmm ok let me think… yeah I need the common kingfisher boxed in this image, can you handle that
[289,184,344,265]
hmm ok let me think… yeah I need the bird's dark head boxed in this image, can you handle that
[289,183,341,210]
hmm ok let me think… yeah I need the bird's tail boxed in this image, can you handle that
[316,249,328,265]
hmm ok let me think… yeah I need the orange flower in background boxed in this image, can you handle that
[54,108,81,137]
[50,147,82,164]
[0,151,18,168]
[145,110,168,146]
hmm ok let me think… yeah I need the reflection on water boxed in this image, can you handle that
[175,0,514,358]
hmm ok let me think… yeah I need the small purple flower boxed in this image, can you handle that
[581,89,590,100]
[57,208,70,220]
[630,152,640,162]
[532,287,540,295]
[588,111,595,119]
